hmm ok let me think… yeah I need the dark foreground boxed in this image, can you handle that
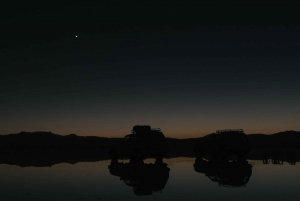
[1,157,300,200]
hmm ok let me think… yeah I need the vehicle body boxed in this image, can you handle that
[109,125,168,161]
[195,129,251,159]
[108,161,170,195]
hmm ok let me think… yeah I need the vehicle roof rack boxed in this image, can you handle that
[131,125,162,134]
[132,125,151,134]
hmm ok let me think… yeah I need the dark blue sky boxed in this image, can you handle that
[1,1,299,137]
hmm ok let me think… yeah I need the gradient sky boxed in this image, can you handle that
[1,1,299,138]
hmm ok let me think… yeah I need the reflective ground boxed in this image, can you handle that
[0,158,299,201]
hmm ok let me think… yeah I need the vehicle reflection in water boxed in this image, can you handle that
[108,159,170,196]
[193,157,252,187]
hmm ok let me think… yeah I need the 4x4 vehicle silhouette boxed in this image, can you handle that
[109,125,168,162]
[195,129,251,159]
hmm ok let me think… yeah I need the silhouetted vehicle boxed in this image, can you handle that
[195,129,251,159]
[193,158,252,187]
[109,125,168,161]
[108,161,170,195]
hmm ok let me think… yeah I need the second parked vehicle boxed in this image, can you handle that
[195,129,251,159]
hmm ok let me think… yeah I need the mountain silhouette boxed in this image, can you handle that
[0,130,299,167]
[0,131,120,167]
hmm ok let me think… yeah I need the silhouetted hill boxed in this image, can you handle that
[0,131,121,148]
[0,130,299,166]
[247,131,300,148]
[166,131,300,158]
[0,131,122,167]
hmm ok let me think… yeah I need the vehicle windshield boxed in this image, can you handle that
[123,136,131,142]
[123,179,131,185]
[122,135,137,142]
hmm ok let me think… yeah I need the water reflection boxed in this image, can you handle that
[108,159,170,196]
[1,157,300,200]
[193,157,252,187]
[262,149,297,165]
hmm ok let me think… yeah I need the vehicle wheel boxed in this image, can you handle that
[155,153,163,160]
[155,154,163,164]
[129,149,143,164]
[134,149,143,161]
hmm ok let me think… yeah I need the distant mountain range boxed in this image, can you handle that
[0,131,120,149]
[0,131,299,167]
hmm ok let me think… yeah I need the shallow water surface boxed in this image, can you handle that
[0,158,299,200]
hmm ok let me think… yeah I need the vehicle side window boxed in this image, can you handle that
[130,135,138,140]
[123,136,130,142]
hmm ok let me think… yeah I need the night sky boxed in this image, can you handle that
[1,0,299,138]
